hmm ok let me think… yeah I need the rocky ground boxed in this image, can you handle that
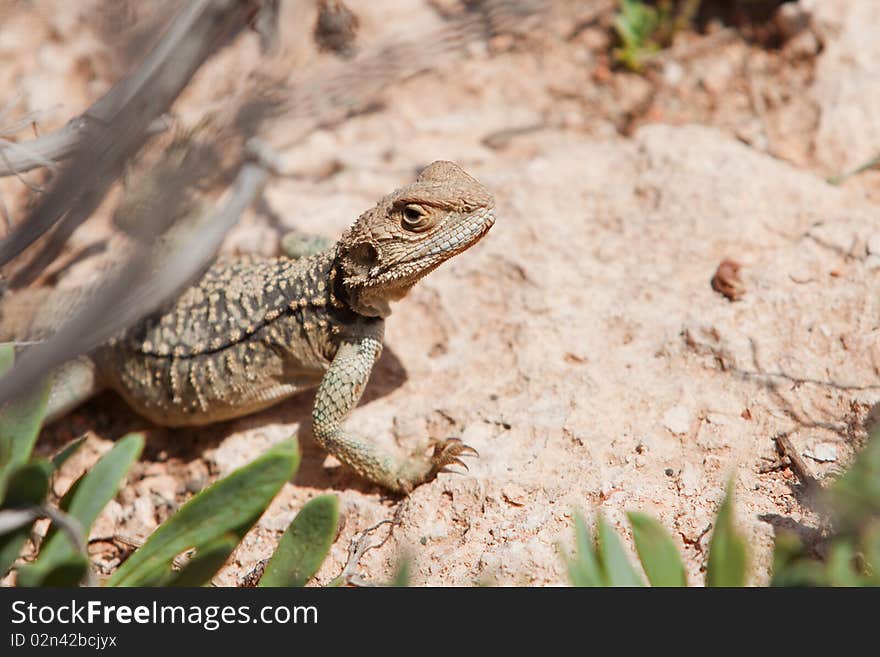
[3,0,880,586]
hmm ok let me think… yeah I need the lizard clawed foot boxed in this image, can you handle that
[393,438,479,493]
[429,437,479,475]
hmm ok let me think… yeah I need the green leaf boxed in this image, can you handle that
[596,513,644,586]
[0,459,52,574]
[769,532,825,587]
[706,484,747,587]
[0,343,13,375]
[37,434,143,570]
[389,557,411,587]
[166,534,239,587]
[259,494,338,587]
[2,459,52,508]
[628,512,686,587]
[0,508,38,577]
[826,540,860,587]
[16,552,89,587]
[830,426,880,532]
[51,436,87,471]
[861,521,880,586]
[0,531,28,578]
[108,438,300,587]
[565,511,602,587]
[0,354,49,504]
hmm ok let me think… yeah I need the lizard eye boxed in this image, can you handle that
[401,204,432,232]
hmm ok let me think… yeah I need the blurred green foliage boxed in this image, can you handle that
[565,426,880,587]
[0,343,338,587]
[613,0,702,71]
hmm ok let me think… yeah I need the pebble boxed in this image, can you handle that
[805,443,838,463]
[663,61,684,86]
[663,405,692,435]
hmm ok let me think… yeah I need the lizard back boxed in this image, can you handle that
[94,250,362,426]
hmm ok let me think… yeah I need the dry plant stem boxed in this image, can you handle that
[0,116,170,178]
[774,433,818,490]
[0,0,274,269]
[0,139,279,409]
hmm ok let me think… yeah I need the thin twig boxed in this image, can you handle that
[774,433,818,490]
[332,504,405,586]
[0,505,96,586]
[0,116,170,178]
[0,139,279,409]
[0,0,272,269]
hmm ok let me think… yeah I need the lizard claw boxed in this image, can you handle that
[440,457,470,473]
[431,437,479,457]
[429,437,478,475]
[396,438,480,491]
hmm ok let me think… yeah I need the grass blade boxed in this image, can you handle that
[0,345,49,504]
[2,459,52,509]
[706,484,747,587]
[51,436,87,471]
[166,534,239,587]
[596,513,644,586]
[0,344,13,375]
[258,494,338,587]
[38,433,144,570]
[628,512,686,587]
[389,557,411,587]
[0,459,53,576]
[108,438,300,587]
[565,511,602,587]
[17,552,89,587]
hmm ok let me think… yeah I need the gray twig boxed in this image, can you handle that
[0,0,273,269]
[0,140,278,409]
[0,505,96,587]
[0,116,170,178]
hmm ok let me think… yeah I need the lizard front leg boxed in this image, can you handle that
[312,334,476,493]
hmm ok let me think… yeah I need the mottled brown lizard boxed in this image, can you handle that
[10,160,495,493]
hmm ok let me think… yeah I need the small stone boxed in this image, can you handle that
[774,2,811,40]
[706,413,730,426]
[501,484,528,506]
[663,61,684,86]
[805,443,838,463]
[711,259,745,301]
[663,405,692,435]
[679,462,701,496]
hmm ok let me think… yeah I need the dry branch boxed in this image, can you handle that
[0,0,275,269]
[0,138,279,409]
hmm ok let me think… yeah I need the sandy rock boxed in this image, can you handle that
[812,0,880,173]
[663,406,692,436]
[10,2,880,588]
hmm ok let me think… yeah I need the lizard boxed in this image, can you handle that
[6,160,496,494]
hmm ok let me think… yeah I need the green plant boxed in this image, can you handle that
[612,0,702,71]
[564,481,745,586]
[770,426,880,586]
[566,426,880,587]
[0,343,339,587]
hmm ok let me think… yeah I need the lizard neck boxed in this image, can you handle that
[331,247,402,319]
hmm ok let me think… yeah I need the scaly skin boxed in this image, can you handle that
[50,161,495,493]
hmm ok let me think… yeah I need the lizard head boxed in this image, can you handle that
[336,160,495,317]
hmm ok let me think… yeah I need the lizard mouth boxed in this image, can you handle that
[348,207,496,299]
